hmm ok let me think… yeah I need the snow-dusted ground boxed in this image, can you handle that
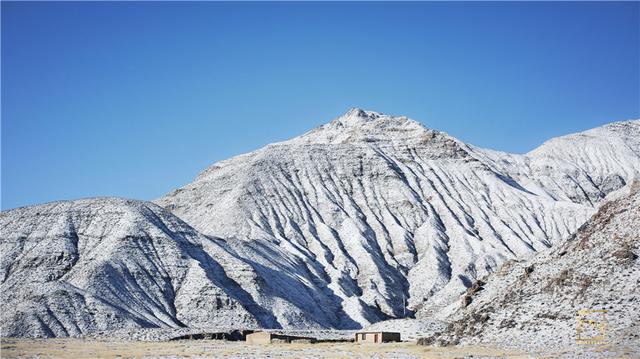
[2,109,639,339]
[421,181,640,357]
[2,337,534,359]
[362,318,448,342]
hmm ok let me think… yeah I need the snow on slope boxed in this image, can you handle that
[422,181,640,355]
[156,109,640,326]
[2,110,638,338]
[471,119,640,205]
[0,198,341,337]
[362,318,448,342]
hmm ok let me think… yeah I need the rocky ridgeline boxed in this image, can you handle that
[156,110,638,324]
[1,110,639,338]
[419,181,640,355]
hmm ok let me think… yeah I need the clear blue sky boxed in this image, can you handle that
[2,2,639,210]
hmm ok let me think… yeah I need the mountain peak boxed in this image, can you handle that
[285,108,439,146]
[334,108,403,127]
[337,108,384,124]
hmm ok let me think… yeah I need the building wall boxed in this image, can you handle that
[246,332,272,344]
[380,332,401,342]
[356,332,379,343]
[355,332,401,343]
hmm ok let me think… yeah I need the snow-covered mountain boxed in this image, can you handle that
[156,109,639,322]
[472,119,640,205]
[2,109,639,337]
[0,199,393,338]
[0,198,278,337]
[420,180,640,353]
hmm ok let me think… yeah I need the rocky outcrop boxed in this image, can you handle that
[420,182,640,352]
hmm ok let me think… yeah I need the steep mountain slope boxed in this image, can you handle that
[3,110,638,338]
[422,181,640,353]
[157,109,640,325]
[471,119,640,205]
[0,198,320,337]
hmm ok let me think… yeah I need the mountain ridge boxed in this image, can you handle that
[2,110,639,337]
[156,110,639,325]
[419,180,640,352]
